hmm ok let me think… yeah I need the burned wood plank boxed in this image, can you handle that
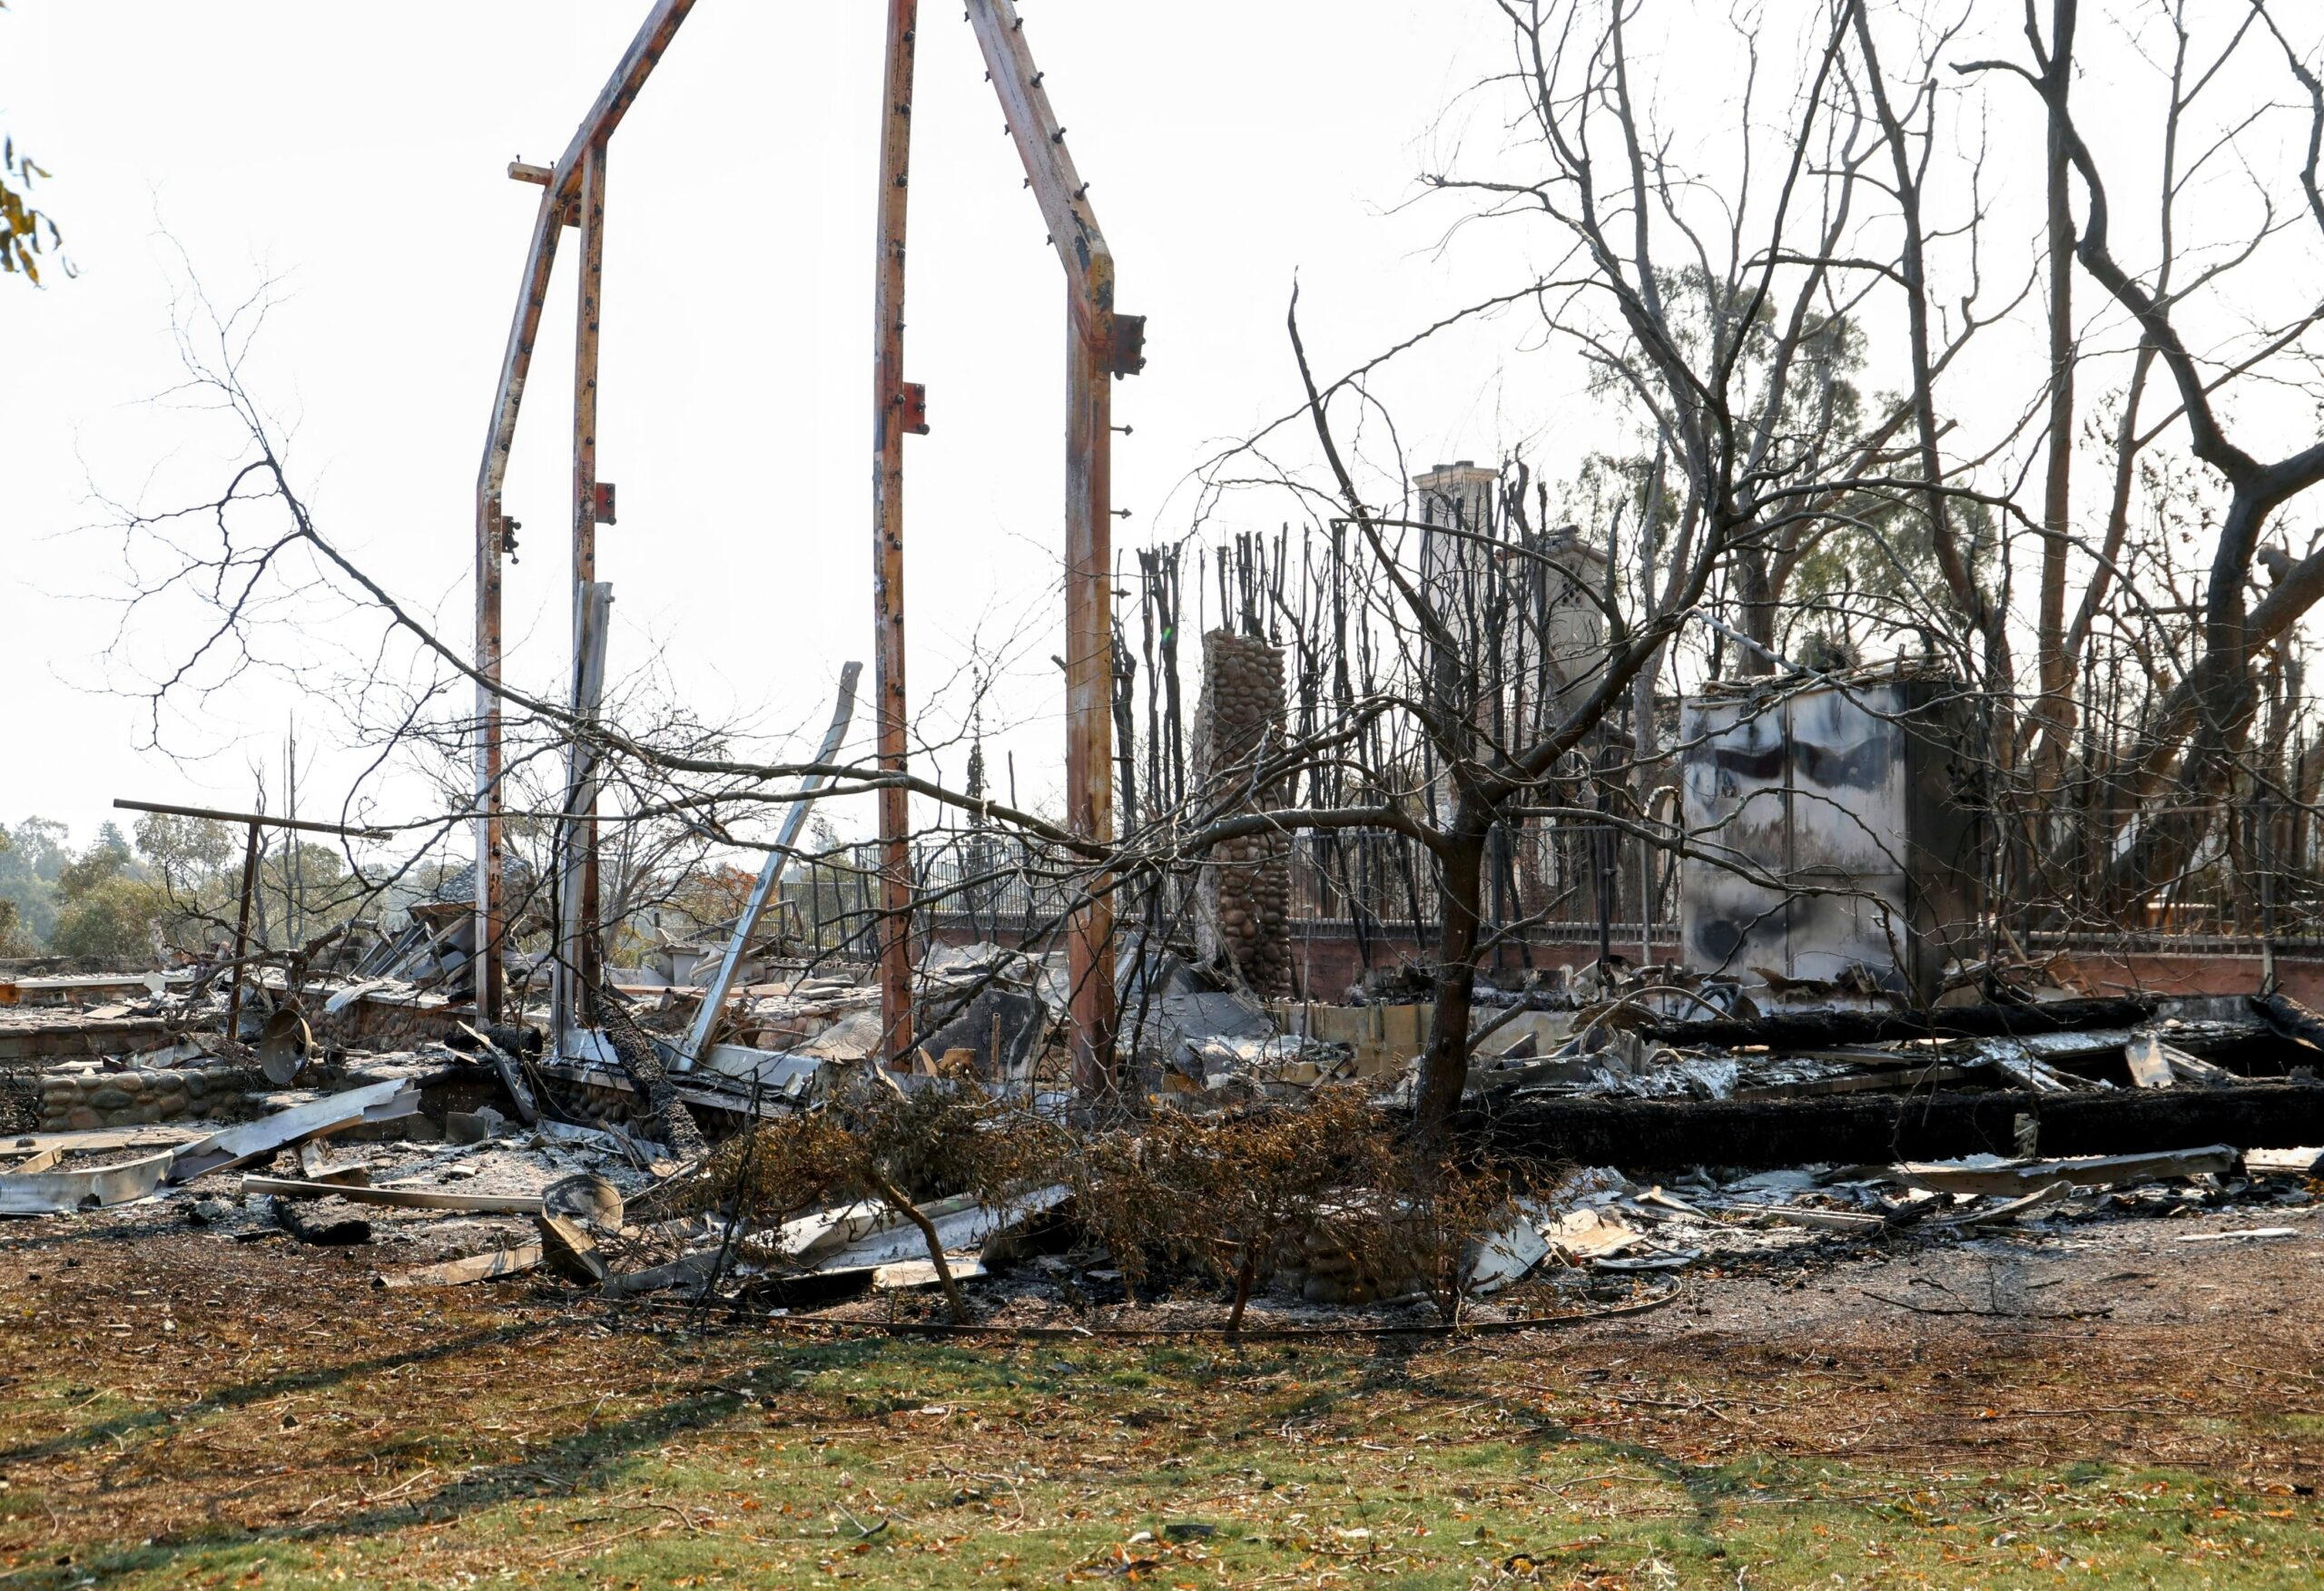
[600,1248,725,1298]
[1730,1063,1977,1101]
[535,1213,607,1283]
[377,1243,545,1290]
[1725,1203,1886,1233]
[241,1175,545,1214]
[270,1195,372,1247]
[1459,1080,2324,1172]
[1892,1144,2239,1197]
[1638,998,2157,1051]
[2250,993,2324,1053]
[1926,1182,2073,1227]
[295,1142,374,1187]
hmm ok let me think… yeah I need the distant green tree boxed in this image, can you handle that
[0,817,68,946]
[0,4,70,286]
[11,818,68,880]
[49,825,162,960]
[48,876,164,960]
[54,822,135,899]
[133,812,238,889]
[130,812,240,956]
[0,832,33,956]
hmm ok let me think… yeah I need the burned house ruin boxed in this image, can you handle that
[1679,666,1981,1003]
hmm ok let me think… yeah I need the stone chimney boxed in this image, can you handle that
[1189,628,1294,997]
[1413,460,1499,633]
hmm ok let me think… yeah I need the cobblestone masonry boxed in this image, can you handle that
[1191,629,1295,997]
[35,1064,255,1132]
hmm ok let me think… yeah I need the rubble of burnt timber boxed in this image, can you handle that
[8,642,2324,1331]
[12,533,2324,1341]
[8,902,2324,1331]
[21,0,2324,1578]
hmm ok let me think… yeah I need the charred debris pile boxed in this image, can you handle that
[5,912,2324,1330]
[5,657,2319,1326]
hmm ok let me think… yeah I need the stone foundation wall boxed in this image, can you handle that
[531,1066,750,1144]
[558,1075,659,1131]
[36,1064,256,1132]
[1191,629,1294,997]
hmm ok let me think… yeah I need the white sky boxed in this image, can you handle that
[4,2,2314,862]
[3,1,1530,856]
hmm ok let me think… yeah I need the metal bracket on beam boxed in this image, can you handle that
[510,162,582,228]
[1107,313,1146,377]
[592,481,618,525]
[900,382,930,436]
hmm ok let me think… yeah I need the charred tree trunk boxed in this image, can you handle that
[1414,816,1487,1135]
[1732,541,1776,677]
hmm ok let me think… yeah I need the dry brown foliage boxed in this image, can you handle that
[694,1069,1068,1322]
[689,1076,1514,1330]
[1362,1147,1516,1324]
[691,1111,862,1231]
[1074,1086,1419,1330]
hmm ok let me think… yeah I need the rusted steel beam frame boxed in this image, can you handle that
[471,0,695,1026]
[475,490,507,1019]
[473,172,566,1023]
[113,799,389,840]
[475,0,692,511]
[968,0,1109,294]
[554,581,613,1050]
[965,0,1130,1094]
[224,820,261,1046]
[559,138,611,1046]
[872,0,922,1066]
[1062,288,1118,1096]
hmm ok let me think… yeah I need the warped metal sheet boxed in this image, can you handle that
[0,1148,175,1216]
[169,1079,420,1184]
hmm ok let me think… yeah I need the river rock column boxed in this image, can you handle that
[1190,629,1294,997]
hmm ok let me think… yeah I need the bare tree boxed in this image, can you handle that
[79,4,2324,1156]
[1959,0,2324,913]
[1177,0,2011,1128]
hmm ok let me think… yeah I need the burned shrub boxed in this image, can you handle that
[694,1069,1065,1323]
[1074,1085,1415,1330]
[688,1075,1512,1331]
[1363,1149,1517,1325]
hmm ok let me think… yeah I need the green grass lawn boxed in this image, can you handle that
[3,1270,2320,1590]
[0,1291,2314,1588]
